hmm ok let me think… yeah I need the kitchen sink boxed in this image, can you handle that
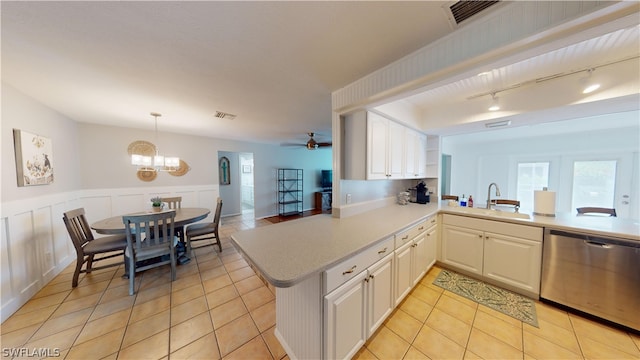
[452,206,531,220]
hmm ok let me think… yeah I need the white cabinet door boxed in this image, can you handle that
[394,241,413,306]
[484,232,542,294]
[412,233,429,286]
[425,223,437,270]
[404,129,417,178]
[416,133,427,178]
[366,253,394,337]
[388,120,405,179]
[324,270,368,360]
[404,130,427,178]
[441,224,484,275]
[367,112,389,180]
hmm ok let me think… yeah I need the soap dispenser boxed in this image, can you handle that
[460,194,467,207]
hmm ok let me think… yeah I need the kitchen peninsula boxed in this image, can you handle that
[230,203,640,359]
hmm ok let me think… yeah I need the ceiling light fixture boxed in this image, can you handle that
[131,112,180,171]
[468,56,638,102]
[581,68,601,94]
[485,120,511,128]
[488,93,500,111]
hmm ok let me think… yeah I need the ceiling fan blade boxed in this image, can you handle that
[280,142,306,147]
[317,142,332,147]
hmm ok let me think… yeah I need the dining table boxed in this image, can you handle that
[91,207,211,275]
[91,207,211,235]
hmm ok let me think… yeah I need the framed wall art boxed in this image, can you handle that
[219,156,230,185]
[13,129,54,186]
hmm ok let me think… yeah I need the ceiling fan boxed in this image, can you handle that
[283,133,332,150]
[304,132,331,150]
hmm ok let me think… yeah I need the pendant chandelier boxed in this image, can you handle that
[131,112,180,171]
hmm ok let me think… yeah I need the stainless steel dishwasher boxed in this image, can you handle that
[541,228,640,331]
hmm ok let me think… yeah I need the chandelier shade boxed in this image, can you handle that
[131,113,180,172]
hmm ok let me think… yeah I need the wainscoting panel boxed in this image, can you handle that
[0,184,219,323]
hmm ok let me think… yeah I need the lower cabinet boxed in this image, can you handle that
[483,232,542,294]
[324,253,394,360]
[323,216,439,359]
[441,224,484,275]
[394,217,438,306]
[440,214,543,297]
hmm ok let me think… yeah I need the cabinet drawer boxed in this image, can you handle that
[324,237,394,294]
[395,219,428,248]
[442,214,541,241]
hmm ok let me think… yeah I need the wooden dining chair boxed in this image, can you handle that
[576,207,617,217]
[491,199,521,211]
[122,210,178,296]
[185,198,223,256]
[161,196,182,209]
[63,208,127,287]
[161,196,186,243]
[441,195,459,201]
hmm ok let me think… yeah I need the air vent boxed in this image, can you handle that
[448,1,499,25]
[214,111,237,120]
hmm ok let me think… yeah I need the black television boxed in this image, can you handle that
[320,170,332,189]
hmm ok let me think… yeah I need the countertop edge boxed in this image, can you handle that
[231,204,639,288]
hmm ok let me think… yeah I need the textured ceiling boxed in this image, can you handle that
[1,1,455,145]
[2,1,639,146]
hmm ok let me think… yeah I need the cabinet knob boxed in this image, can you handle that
[478,234,483,238]
[418,226,424,231]
[342,265,357,275]
[378,247,388,254]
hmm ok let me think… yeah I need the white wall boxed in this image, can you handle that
[0,83,332,322]
[442,114,640,218]
[218,151,241,216]
[2,84,82,202]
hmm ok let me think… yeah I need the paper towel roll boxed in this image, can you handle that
[534,190,556,217]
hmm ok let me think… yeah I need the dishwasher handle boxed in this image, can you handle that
[584,240,612,249]
[548,229,640,248]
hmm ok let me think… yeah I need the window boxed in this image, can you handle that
[572,160,617,209]
[517,162,549,210]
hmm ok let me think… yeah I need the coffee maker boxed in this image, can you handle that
[408,181,429,204]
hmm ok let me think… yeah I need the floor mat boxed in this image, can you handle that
[433,269,538,327]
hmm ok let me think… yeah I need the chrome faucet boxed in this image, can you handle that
[486,183,501,209]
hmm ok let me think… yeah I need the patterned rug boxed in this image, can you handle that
[433,269,538,327]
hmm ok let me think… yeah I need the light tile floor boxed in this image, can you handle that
[2,213,639,359]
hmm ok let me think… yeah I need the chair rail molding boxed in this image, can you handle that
[0,184,219,323]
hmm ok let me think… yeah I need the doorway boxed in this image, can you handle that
[239,152,254,215]
[218,151,254,217]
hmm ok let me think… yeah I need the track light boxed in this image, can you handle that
[582,68,601,94]
[488,93,500,111]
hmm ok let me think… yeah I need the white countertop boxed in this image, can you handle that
[231,202,639,288]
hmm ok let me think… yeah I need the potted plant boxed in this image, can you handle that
[150,196,164,212]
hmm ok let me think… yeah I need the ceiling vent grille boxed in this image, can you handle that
[214,111,237,120]
[448,1,500,26]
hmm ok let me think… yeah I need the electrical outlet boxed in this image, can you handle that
[346,193,352,204]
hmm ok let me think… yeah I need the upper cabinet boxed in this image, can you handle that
[367,112,403,179]
[404,129,427,179]
[343,110,433,181]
